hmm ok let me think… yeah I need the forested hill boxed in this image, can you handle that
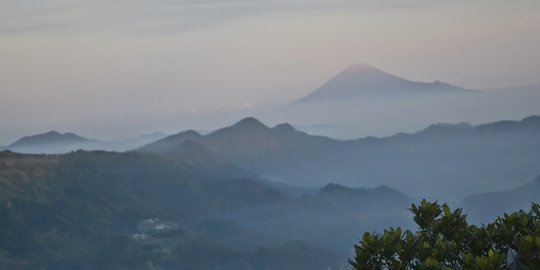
[0,150,410,269]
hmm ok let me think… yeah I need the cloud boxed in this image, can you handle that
[0,0,297,35]
[0,0,452,36]
[0,0,538,144]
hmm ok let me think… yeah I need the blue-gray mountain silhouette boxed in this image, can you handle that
[295,63,472,103]
[140,115,540,200]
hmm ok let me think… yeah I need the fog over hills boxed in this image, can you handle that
[140,115,540,201]
[7,115,540,203]
[2,64,539,144]
[5,131,167,154]
[0,150,410,269]
[294,63,474,103]
[8,131,99,153]
[1,114,539,268]
[2,0,539,268]
[139,117,338,163]
[270,64,540,139]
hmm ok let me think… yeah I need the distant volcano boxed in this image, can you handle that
[295,63,473,103]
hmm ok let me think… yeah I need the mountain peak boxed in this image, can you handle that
[204,117,271,142]
[294,63,469,103]
[9,131,91,148]
[343,63,379,72]
[174,130,202,139]
[273,123,296,133]
[231,117,268,130]
[44,130,62,136]
[339,63,394,79]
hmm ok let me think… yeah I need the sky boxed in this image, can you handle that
[1,0,539,144]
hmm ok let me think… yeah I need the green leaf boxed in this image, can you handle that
[443,204,451,217]
[425,257,438,267]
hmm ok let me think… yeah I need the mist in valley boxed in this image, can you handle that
[1,0,540,269]
[1,64,540,270]
[2,113,540,269]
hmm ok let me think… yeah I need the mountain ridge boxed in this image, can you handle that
[139,117,339,157]
[139,115,540,200]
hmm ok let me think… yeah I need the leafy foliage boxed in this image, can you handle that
[350,200,540,270]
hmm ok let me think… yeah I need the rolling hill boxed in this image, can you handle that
[8,131,99,153]
[5,131,168,154]
[0,149,411,269]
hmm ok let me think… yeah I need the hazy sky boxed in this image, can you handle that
[1,0,539,144]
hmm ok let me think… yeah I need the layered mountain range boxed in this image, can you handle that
[2,114,540,269]
[138,115,540,200]
[5,115,540,201]
[1,59,538,269]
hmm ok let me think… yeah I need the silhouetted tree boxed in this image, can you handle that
[350,200,540,269]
